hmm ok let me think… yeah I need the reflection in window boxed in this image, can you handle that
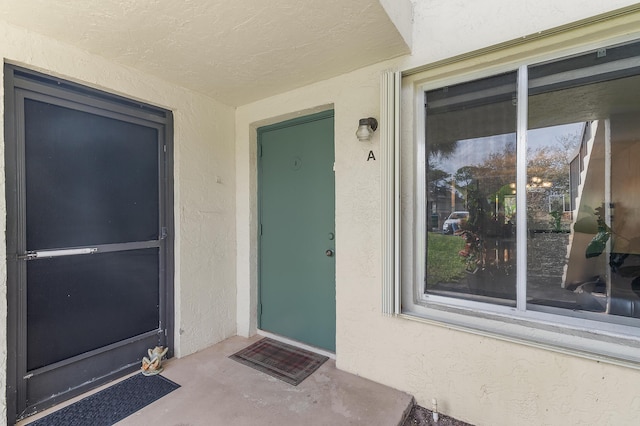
[425,72,517,304]
[524,123,582,310]
[527,42,640,318]
[424,39,640,321]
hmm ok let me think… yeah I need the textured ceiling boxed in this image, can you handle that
[0,0,410,106]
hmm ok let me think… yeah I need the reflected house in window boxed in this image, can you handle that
[535,41,640,318]
[565,115,640,317]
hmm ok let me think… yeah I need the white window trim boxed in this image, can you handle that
[381,69,401,316]
[386,7,640,369]
[516,64,528,312]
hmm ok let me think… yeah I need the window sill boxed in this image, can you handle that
[399,303,640,370]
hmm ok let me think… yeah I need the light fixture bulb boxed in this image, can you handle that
[356,122,372,141]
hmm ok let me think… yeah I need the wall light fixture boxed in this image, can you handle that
[356,117,378,141]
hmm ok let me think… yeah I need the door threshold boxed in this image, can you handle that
[256,330,336,360]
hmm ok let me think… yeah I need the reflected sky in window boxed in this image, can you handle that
[431,123,583,175]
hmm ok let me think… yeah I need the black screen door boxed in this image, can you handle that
[5,67,174,422]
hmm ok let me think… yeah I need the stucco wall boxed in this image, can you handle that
[0,19,237,422]
[236,1,640,425]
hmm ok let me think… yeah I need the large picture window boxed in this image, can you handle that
[422,39,640,327]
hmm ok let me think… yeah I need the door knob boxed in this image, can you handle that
[325,249,334,257]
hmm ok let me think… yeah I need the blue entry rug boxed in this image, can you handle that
[27,373,179,426]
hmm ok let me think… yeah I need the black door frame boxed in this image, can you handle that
[3,65,175,424]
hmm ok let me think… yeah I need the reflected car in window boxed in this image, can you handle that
[442,211,469,234]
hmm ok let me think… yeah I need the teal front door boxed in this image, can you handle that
[258,111,335,352]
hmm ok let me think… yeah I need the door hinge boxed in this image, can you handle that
[161,227,168,240]
[259,144,263,157]
[259,224,263,236]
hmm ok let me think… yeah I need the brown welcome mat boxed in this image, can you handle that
[229,338,329,386]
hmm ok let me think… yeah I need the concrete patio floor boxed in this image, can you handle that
[20,335,414,426]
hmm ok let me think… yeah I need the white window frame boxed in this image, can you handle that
[390,13,640,368]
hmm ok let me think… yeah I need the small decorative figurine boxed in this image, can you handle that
[141,346,169,376]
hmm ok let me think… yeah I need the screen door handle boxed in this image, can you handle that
[23,248,98,260]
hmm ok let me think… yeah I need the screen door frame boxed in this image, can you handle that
[3,64,175,423]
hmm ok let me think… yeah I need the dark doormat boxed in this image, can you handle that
[229,338,329,386]
[27,373,180,426]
